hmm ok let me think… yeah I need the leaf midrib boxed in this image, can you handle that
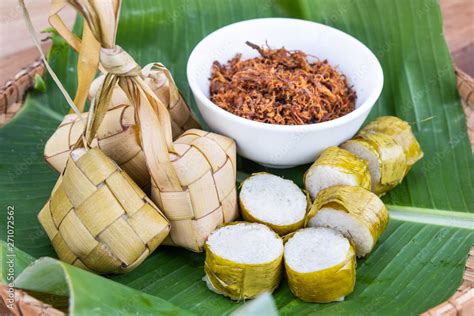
[388,204,474,230]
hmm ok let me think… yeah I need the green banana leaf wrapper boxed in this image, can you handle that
[306,185,389,257]
[203,222,284,300]
[359,116,423,173]
[285,232,356,303]
[304,146,372,198]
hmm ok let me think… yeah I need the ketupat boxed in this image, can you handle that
[38,148,170,274]
[156,128,239,251]
[37,72,171,274]
[44,105,150,189]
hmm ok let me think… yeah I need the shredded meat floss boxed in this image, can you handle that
[210,42,357,125]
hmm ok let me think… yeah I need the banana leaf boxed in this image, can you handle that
[1,241,191,315]
[0,0,473,315]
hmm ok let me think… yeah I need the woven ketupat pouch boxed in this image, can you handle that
[154,129,238,252]
[38,147,170,274]
[44,63,202,190]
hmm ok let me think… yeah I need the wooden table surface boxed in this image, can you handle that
[0,0,473,86]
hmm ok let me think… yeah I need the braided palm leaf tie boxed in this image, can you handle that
[38,148,170,274]
[87,64,201,139]
[153,129,238,252]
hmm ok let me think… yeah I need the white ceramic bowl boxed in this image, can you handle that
[187,18,383,168]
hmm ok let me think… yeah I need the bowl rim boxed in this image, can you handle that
[186,17,384,132]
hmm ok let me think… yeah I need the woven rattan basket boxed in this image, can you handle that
[0,283,66,316]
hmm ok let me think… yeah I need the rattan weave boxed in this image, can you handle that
[0,284,66,316]
[422,247,474,315]
[0,59,44,126]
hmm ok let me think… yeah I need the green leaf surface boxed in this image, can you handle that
[14,257,192,315]
[0,0,473,315]
[231,293,278,316]
[0,240,35,283]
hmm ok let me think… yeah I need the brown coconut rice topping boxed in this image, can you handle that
[209,42,356,125]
